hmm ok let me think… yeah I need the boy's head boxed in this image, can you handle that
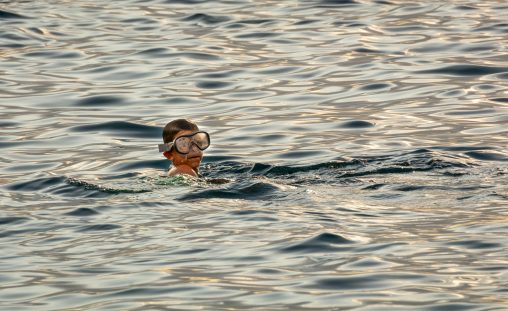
[159,119,209,174]
[162,119,199,144]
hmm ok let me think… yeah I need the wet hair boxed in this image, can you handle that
[162,119,199,143]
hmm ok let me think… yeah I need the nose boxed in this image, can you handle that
[189,143,203,155]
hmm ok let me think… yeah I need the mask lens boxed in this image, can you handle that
[192,132,210,150]
[174,136,191,154]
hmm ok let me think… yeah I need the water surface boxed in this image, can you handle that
[1,0,507,309]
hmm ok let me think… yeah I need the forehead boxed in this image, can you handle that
[175,130,197,138]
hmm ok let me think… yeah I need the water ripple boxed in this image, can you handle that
[1,0,507,309]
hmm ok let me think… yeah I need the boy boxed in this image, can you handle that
[158,119,210,177]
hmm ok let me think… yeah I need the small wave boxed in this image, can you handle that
[182,13,230,25]
[0,10,29,19]
[66,178,151,194]
[178,181,284,201]
[77,224,122,232]
[65,207,100,217]
[196,80,232,89]
[5,175,150,197]
[417,64,508,76]
[337,120,375,129]
[281,232,355,253]
[0,217,30,225]
[465,151,508,162]
[74,95,127,107]
[71,121,161,139]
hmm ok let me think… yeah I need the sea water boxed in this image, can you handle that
[1,0,507,309]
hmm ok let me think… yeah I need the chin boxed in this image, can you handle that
[187,156,202,165]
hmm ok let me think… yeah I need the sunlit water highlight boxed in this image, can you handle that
[1,0,507,310]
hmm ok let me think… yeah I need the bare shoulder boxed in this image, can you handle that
[168,165,198,177]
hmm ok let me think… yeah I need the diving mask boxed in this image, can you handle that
[158,131,210,154]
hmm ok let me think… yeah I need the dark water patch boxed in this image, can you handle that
[0,228,48,239]
[249,163,273,175]
[236,32,279,39]
[229,209,267,216]
[347,22,365,27]
[178,181,282,201]
[236,19,274,25]
[276,150,325,159]
[163,0,207,3]
[71,121,161,139]
[354,213,378,218]
[182,13,230,25]
[136,47,171,57]
[121,17,157,24]
[490,97,508,103]
[475,84,497,90]
[243,216,278,222]
[5,176,65,192]
[474,23,508,33]
[447,240,502,250]
[83,66,117,74]
[263,160,363,176]
[455,5,477,10]
[169,248,209,255]
[464,151,508,162]
[200,159,246,175]
[305,0,358,6]
[282,232,354,253]
[172,52,221,61]
[442,171,466,177]
[417,64,508,76]
[134,26,157,31]
[0,33,30,41]
[293,19,318,26]
[0,10,29,19]
[77,224,121,232]
[395,185,425,191]
[201,70,243,79]
[354,48,383,53]
[337,120,375,129]
[74,95,126,107]
[461,45,497,53]
[0,120,18,127]
[427,303,494,311]
[385,26,428,33]
[433,145,496,152]
[360,83,392,91]
[496,72,508,79]
[311,273,423,290]
[445,108,496,116]
[374,0,393,4]
[255,268,288,275]
[0,43,25,48]
[362,183,385,190]
[112,286,198,297]
[254,134,286,143]
[0,217,29,225]
[345,258,388,268]
[368,192,403,200]
[65,207,99,217]
[196,81,231,89]
[23,50,82,59]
